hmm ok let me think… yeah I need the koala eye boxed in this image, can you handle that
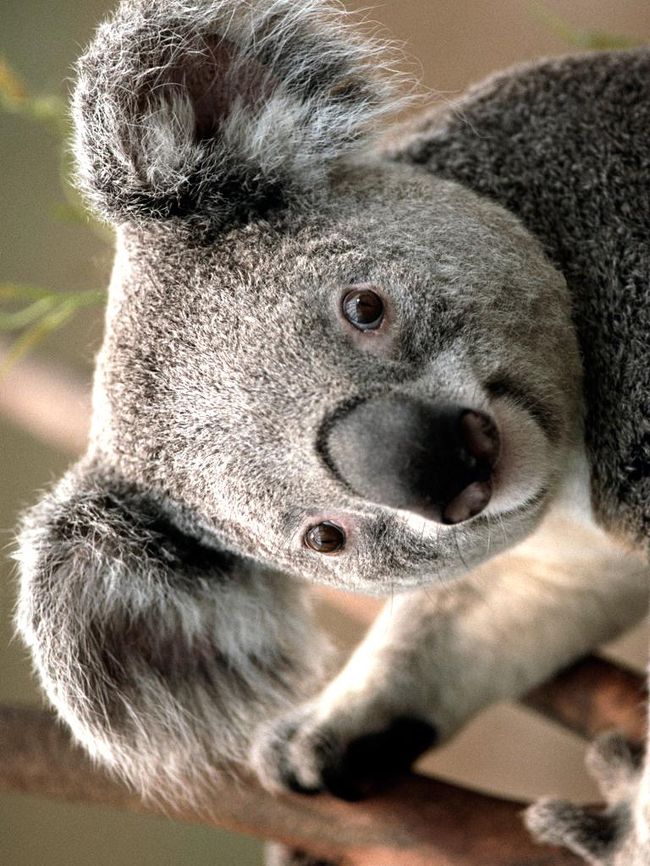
[304,521,346,554]
[342,286,384,331]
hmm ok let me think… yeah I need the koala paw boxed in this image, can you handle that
[526,732,649,865]
[252,704,437,802]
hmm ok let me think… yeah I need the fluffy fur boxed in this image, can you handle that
[14,0,650,861]
[73,0,409,226]
[16,461,329,802]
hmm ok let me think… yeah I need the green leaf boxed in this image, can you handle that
[0,288,104,377]
[0,59,115,243]
[0,297,59,330]
[0,300,79,377]
[0,60,111,371]
[0,58,67,132]
[0,285,106,376]
[0,284,106,304]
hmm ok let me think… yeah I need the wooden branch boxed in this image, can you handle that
[1,658,646,865]
[0,704,582,866]
[523,654,648,746]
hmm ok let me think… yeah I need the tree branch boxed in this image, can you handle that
[0,704,582,866]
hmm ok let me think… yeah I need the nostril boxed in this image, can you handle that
[459,410,500,472]
[441,410,499,525]
[441,479,492,525]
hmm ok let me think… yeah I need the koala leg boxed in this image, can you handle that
[527,733,650,865]
[253,510,648,800]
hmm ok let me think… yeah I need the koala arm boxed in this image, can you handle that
[15,463,328,803]
[254,506,648,799]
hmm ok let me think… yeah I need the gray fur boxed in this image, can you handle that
[13,0,650,859]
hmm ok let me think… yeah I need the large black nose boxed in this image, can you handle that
[325,395,500,524]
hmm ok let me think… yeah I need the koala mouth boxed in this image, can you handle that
[322,395,500,525]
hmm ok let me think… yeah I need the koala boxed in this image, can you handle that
[14,0,649,862]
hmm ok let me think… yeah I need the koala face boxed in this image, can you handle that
[77,0,582,594]
[92,160,581,594]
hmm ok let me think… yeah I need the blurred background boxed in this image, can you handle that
[1,0,649,864]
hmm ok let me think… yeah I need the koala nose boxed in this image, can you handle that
[326,396,499,524]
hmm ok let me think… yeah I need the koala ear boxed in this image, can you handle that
[72,0,407,226]
[15,464,326,798]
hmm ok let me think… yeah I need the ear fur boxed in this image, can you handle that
[15,464,328,802]
[73,0,409,226]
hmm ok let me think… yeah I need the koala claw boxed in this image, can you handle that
[265,843,339,866]
[314,716,437,801]
[526,733,649,865]
[253,708,437,802]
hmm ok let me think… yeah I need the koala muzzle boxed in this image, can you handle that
[326,396,500,524]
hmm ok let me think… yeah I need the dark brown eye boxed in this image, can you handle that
[304,521,346,554]
[342,287,384,331]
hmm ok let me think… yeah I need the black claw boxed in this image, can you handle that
[350,717,438,773]
[320,766,367,802]
[321,717,437,801]
[266,843,340,866]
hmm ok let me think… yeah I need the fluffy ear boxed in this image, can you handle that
[15,464,328,802]
[72,0,407,226]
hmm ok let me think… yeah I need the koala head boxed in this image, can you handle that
[71,0,581,595]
